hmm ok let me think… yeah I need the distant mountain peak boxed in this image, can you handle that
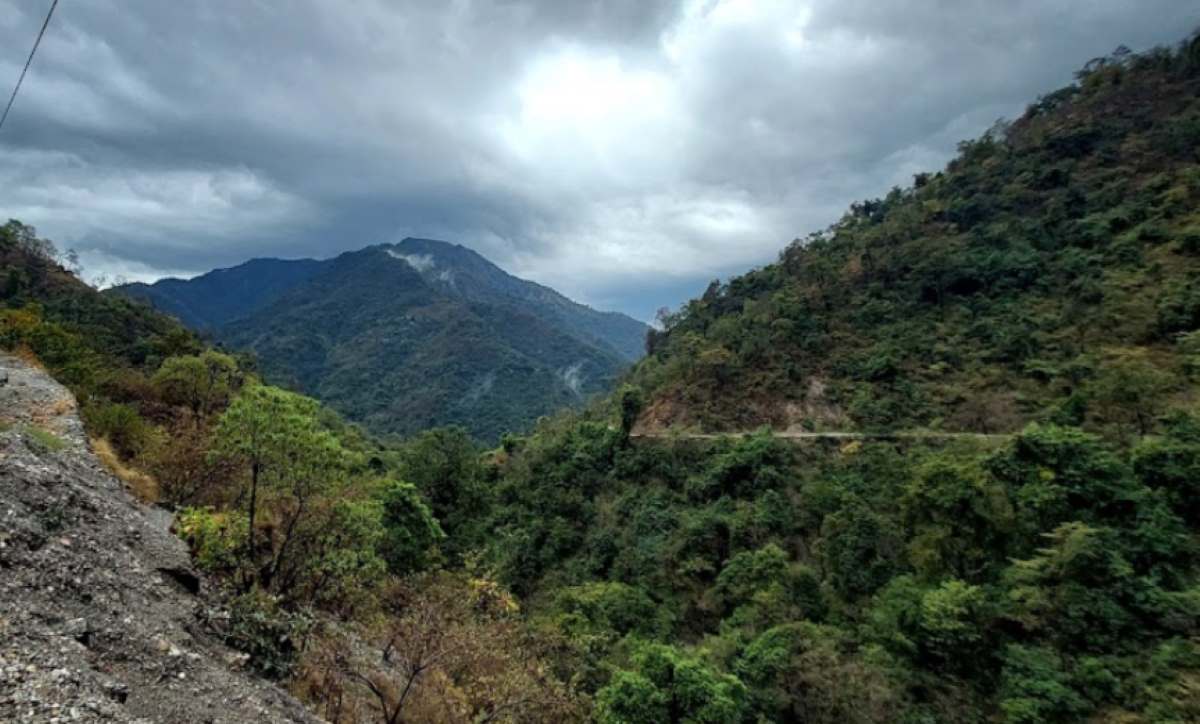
[387,237,485,263]
[110,239,649,439]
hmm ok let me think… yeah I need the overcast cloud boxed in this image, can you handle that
[0,0,1195,320]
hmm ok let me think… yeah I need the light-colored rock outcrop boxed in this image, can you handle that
[0,352,319,723]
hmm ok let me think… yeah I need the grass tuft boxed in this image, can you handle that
[92,436,159,503]
[22,424,66,453]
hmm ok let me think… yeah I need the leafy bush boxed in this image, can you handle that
[83,401,151,458]
[175,507,247,574]
[595,642,748,724]
[376,479,444,575]
[224,589,310,679]
[554,582,666,638]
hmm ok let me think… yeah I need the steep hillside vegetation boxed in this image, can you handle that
[461,37,1200,723]
[1,223,583,722]
[0,220,204,389]
[633,37,1200,441]
[115,238,648,440]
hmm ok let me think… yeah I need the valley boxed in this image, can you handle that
[1,16,1199,724]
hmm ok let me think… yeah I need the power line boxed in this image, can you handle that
[0,0,60,133]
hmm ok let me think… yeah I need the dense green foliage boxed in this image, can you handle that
[633,38,1200,440]
[459,38,1200,723]
[115,238,649,441]
[477,412,1200,721]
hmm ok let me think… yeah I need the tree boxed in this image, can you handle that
[990,424,1141,538]
[397,426,485,562]
[997,645,1087,723]
[1086,350,1173,437]
[1133,412,1200,524]
[867,576,994,676]
[901,456,1013,580]
[1,219,56,261]
[153,350,239,418]
[553,581,663,638]
[149,417,237,506]
[818,498,899,600]
[1006,522,1138,650]
[735,623,902,723]
[917,579,991,666]
[595,642,747,724]
[617,384,645,440]
[212,384,349,592]
[332,574,581,724]
[711,544,790,613]
[376,479,444,575]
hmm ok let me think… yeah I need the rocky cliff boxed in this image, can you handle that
[0,352,317,723]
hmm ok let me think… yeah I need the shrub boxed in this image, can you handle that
[83,401,151,458]
[376,479,444,575]
[152,350,239,417]
[998,645,1087,723]
[225,589,310,679]
[596,642,748,724]
[554,581,665,638]
[176,507,247,574]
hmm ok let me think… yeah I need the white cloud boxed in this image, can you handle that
[0,147,311,248]
[77,249,198,289]
[386,250,437,273]
[0,0,1195,320]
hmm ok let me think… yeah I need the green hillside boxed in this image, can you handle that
[465,36,1200,723]
[115,239,649,441]
[219,243,635,441]
[0,220,203,385]
[631,37,1200,442]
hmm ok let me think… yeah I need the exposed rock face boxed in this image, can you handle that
[0,353,319,723]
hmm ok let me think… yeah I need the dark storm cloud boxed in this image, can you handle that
[0,0,1195,319]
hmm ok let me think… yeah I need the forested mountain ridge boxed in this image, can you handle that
[631,37,1200,440]
[114,238,649,440]
[118,257,325,331]
[381,238,649,361]
[220,243,634,441]
[465,36,1200,723]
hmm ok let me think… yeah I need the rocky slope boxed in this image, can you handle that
[0,352,317,723]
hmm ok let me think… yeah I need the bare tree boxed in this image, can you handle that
[332,574,582,724]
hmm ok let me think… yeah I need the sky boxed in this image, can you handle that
[0,1,1196,322]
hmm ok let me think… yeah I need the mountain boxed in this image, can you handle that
[6,33,1200,724]
[114,238,649,440]
[469,37,1200,723]
[118,257,325,331]
[630,39,1200,440]
[383,238,648,361]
